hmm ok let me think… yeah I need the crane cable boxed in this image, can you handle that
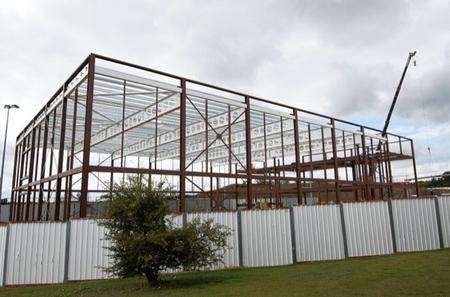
[418,60,434,176]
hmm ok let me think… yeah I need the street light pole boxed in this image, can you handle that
[0,104,20,202]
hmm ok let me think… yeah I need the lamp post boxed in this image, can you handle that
[0,104,20,202]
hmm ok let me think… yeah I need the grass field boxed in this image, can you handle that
[2,249,450,297]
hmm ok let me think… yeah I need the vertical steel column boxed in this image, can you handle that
[342,130,348,181]
[179,79,187,212]
[37,114,49,220]
[307,124,313,179]
[205,100,209,174]
[293,111,303,205]
[280,116,286,178]
[8,144,19,221]
[154,88,159,170]
[263,113,267,170]
[80,54,95,218]
[45,108,57,220]
[55,91,68,221]
[244,96,253,209]
[410,139,419,197]
[209,164,213,210]
[377,155,384,199]
[360,127,369,200]
[331,119,340,202]
[16,140,26,221]
[25,126,36,221]
[120,80,126,167]
[320,127,328,201]
[356,140,362,200]
[369,137,375,200]
[64,89,78,220]
[235,163,238,209]
[32,122,42,220]
[228,105,232,174]
[385,142,393,198]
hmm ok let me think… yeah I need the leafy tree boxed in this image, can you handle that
[100,175,230,285]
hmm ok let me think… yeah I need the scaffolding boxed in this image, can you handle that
[9,54,419,221]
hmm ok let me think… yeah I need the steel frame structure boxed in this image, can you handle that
[9,54,419,222]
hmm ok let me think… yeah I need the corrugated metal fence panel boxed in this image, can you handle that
[6,222,66,285]
[293,205,345,262]
[344,201,394,257]
[187,212,239,269]
[241,209,292,267]
[166,214,183,228]
[68,220,113,281]
[392,198,440,252]
[437,196,450,247]
[0,226,7,286]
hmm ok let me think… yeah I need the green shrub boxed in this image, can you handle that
[100,175,230,285]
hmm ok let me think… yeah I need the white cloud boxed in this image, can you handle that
[1,0,450,198]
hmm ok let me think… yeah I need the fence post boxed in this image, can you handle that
[289,206,297,264]
[237,210,243,267]
[387,199,398,253]
[182,213,187,226]
[63,220,72,282]
[434,197,445,249]
[2,224,10,287]
[338,203,349,258]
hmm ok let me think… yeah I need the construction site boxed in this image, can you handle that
[9,53,419,221]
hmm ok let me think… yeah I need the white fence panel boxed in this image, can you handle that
[241,209,292,267]
[392,199,440,252]
[0,226,7,286]
[344,201,394,257]
[68,220,112,281]
[292,205,345,262]
[187,212,239,269]
[438,196,450,247]
[166,214,183,228]
[5,222,67,285]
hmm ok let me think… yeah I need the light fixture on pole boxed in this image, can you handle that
[0,104,20,202]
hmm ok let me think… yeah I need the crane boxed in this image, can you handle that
[377,50,417,150]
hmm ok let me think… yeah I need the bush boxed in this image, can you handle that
[100,175,230,285]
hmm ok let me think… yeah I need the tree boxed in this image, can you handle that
[100,175,230,285]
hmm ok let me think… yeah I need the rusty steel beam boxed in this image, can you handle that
[54,91,68,221]
[64,88,79,220]
[179,79,187,212]
[9,54,420,221]
[410,139,419,197]
[293,111,303,205]
[245,96,253,209]
[25,126,36,221]
[80,54,95,218]
[331,119,340,202]
[8,144,19,221]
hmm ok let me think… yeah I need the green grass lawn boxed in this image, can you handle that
[2,249,450,297]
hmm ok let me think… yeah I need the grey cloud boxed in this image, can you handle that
[1,0,450,192]
[397,60,450,124]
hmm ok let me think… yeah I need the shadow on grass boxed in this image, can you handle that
[69,272,238,295]
[157,272,236,290]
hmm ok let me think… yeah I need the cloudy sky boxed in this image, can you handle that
[1,0,450,198]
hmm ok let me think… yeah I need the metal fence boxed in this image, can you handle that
[0,196,449,286]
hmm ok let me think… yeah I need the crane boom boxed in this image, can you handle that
[381,51,417,137]
[377,51,416,151]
